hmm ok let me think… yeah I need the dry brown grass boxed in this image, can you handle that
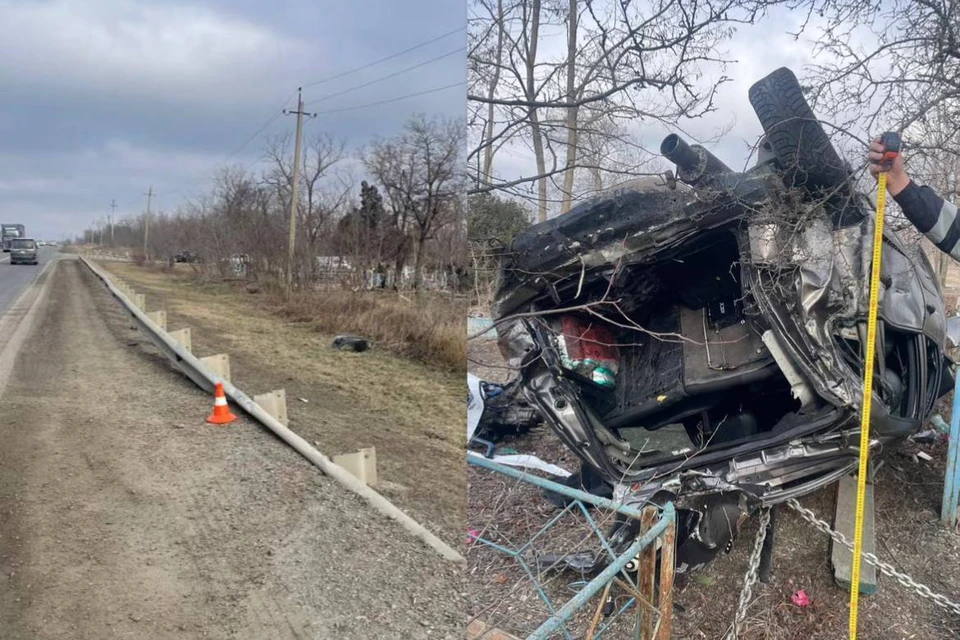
[99,257,466,371]
[274,288,466,372]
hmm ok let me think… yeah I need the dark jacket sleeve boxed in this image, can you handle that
[893,180,960,259]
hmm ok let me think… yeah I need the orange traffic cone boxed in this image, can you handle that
[206,382,237,424]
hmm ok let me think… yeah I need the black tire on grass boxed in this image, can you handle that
[747,67,849,194]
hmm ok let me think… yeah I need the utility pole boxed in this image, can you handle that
[282,88,316,296]
[143,186,154,261]
[109,199,117,246]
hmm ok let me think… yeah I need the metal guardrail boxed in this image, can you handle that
[79,256,465,563]
[468,455,676,639]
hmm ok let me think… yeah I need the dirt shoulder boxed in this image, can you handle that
[98,261,465,544]
[467,338,960,640]
[0,258,465,639]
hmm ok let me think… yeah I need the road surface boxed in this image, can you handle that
[0,257,463,639]
[0,246,56,317]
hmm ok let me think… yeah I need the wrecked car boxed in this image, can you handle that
[491,67,954,574]
[468,373,542,451]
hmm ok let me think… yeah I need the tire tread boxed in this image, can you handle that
[748,67,848,192]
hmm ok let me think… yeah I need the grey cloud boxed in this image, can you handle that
[0,0,466,239]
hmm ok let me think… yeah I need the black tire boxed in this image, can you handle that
[748,67,849,193]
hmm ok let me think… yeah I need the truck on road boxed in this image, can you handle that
[2,224,25,252]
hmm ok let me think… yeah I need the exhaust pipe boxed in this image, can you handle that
[660,133,731,185]
[660,134,700,173]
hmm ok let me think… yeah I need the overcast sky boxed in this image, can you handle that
[0,0,466,240]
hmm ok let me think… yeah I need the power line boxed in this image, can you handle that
[228,28,465,157]
[128,28,465,206]
[222,90,299,163]
[224,110,285,159]
[125,92,294,208]
[213,37,465,166]
[305,46,466,106]
[106,29,465,216]
[302,26,464,89]
[130,84,463,213]
[154,90,299,204]
[315,81,466,115]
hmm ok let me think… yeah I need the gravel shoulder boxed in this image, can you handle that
[97,261,465,545]
[0,257,465,640]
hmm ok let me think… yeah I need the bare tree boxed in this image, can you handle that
[365,115,465,290]
[468,0,785,220]
[797,1,960,287]
[82,123,465,292]
[208,166,280,278]
[800,0,960,151]
[263,133,347,285]
[364,136,415,283]
[469,0,554,220]
[470,0,512,183]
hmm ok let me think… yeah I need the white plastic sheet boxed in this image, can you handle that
[467,373,484,441]
[467,450,571,478]
[467,373,571,478]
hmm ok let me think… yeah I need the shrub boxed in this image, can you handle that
[274,289,466,371]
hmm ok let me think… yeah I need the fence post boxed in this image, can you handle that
[942,371,960,524]
[655,516,676,640]
[639,507,657,638]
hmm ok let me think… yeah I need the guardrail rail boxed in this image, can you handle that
[80,255,464,563]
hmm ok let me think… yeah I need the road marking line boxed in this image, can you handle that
[0,257,58,397]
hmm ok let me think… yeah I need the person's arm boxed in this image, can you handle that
[892,181,960,259]
[868,137,960,259]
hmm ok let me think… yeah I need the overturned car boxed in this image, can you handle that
[492,67,954,573]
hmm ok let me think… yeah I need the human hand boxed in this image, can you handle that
[867,137,910,196]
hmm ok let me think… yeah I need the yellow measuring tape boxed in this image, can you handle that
[849,169,888,638]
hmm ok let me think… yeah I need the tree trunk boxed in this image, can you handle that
[591,166,603,193]
[937,250,950,289]
[483,0,505,183]
[413,235,424,291]
[525,0,547,223]
[560,0,579,215]
[394,236,409,290]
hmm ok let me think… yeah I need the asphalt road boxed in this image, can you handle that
[0,246,57,317]
[0,257,464,639]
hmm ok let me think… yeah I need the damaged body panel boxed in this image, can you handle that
[492,67,953,573]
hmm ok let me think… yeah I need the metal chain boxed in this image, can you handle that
[727,508,771,639]
[786,498,960,616]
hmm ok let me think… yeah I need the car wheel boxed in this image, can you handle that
[748,67,849,195]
